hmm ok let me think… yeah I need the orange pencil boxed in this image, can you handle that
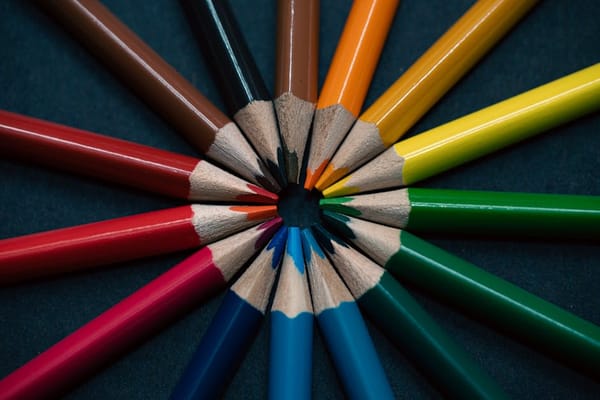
[304,0,399,190]
[316,0,538,191]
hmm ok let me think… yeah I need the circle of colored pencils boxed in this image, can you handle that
[169,226,287,400]
[0,110,278,204]
[180,0,285,186]
[321,211,600,379]
[322,63,600,198]
[36,0,278,190]
[269,227,313,400]
[301,228,394,400]
[311,225,508,399]
[0,218,282,400]
[320,188,600,239]
[0,204,278,284]
[303,0,399,190]
[315,0,539,191]
[274,0,319,183]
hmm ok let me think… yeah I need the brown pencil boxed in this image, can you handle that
[274,0,319,183]
[37,0,278,190]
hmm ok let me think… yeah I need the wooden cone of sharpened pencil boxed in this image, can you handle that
[303,0,399,190]
[320,188,600,239]
[37,0,279,190]
[274,0,319,183]
[310,225,508,398]
[180,0,286,186]
[301,229,395,400]
[0,111,278,204]
[322,211,600,379]
[269,227,314,399]
[0,218,283,400]
[0,204,278,284]
[315,0,539,191]
[323,64,600,198]
[170,226,287,400]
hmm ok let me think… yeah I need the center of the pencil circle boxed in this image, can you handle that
[277,183,323,228]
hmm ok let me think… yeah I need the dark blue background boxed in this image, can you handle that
[1,0,599,398]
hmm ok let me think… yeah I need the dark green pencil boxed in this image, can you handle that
[320,188,600,239]
[311,225,507,399]
[323,210,600,379]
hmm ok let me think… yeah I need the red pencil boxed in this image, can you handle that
[0,217,282,400]
[0,204,278,284]
[0,110,277,203]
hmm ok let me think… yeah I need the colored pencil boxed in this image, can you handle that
[180,0,285,185]
[315,0,538,190]
[0,205,277,284]
[36,0,278,189]
[322,211,600,378]
[320,188,600,239]
[274,0,319,183]
[0,110,278,204]
[322,63,600,198]
[301,229,394,400]
[311,225,507,399]
[0,218,282,400]
[303,0,399,190]
[170,225,287,400]
[269,227,313,399]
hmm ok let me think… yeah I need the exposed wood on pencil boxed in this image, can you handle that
[0,110,278,203]
[169,226,287,400]
[274,0,319,183]
[180,0,284,185]
[322,211,600,378]
[312,225,507,398]
[0,218,283,400]
[36,0,277,188]
[315,0,539,191]
[304,0,399,190]
[0,204,277,284]
[323,63,600,197]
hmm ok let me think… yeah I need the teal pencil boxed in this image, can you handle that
[312,225,507,399]
[301,228,394,400]
[322,210,600,379]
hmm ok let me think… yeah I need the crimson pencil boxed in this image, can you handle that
[0,218,282,400]
[0,110,277,203]
[0,204,277,284]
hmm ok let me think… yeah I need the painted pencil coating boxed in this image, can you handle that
[323,212,600,378]
[323,63,600,198]
[0,110,278,203]
[269,227,313,400]
[304,0,399,189]
[169,226,287,400]
[274,0,319,183]
[302,229,394,400]
[315,0,538,190]
[312,225,507,399]
[180,0,284,185]
[37,0,275,188]
[0,219,282,400]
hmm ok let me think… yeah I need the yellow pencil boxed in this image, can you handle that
[323,63,600,198]
[315,0,538,191]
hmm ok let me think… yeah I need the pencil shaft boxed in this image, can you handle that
[407,188,600,238]
[390,230,600,378]
[37,0,273,187]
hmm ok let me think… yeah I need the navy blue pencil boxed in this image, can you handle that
[170,226,287,400]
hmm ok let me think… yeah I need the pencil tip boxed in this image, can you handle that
[321,210,356,241]
[303,160,328,190]
[315,164,348,192]
[319,197,361,217]
[230,205,279,220]
[322,176,357,198]
[256,217,283,249]
[237,184,279,204]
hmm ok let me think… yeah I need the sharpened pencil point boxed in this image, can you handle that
[230,205,279,221]
[322,176,358,198]
[304,159,328,190]
[315,164,348,192]
[237,184,279,204]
